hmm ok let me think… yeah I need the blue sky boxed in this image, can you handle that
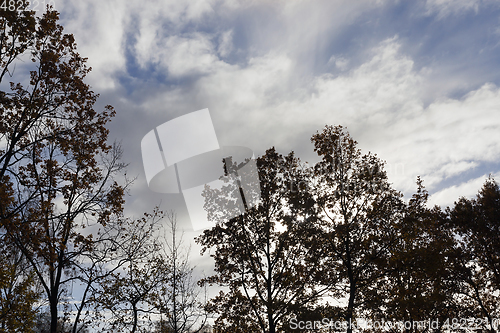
[54,0,500,235]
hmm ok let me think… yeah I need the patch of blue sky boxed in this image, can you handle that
[433,160,500,195]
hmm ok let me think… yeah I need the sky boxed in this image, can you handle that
[50,0,500,254]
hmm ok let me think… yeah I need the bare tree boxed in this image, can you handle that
[87,209,169,333]
[155,212,209,333]
[69,208,165,333]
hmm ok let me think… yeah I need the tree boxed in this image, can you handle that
[96,211,210,333]
[155,211,209,333]
[90,210,168,333]
[0,3,36,85]
[310,125,405,333]
[71,208,165,333]
[0,7,128,333]
[448,176,500,332]
[0,234,41,332]
[373,178,460,332]
[197,148,330,333]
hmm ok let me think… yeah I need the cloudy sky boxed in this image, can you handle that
[53,0,500,241]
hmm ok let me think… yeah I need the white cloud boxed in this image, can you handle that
[57,0,390,88]
[428,172,500,208]
[335,57,350,71]
[217,30,233,58]
[56,0,500,215]
[132,0,220,66]
[384,82,500,191]
[159,34,226,77]
[59,0,129,90]
[327,56,350,71]
[133,0,217,29]
[425,0,480,19]
[59,0,224,89]
[170,36,500,199]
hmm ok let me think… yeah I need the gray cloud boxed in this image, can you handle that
[55,0,500,228]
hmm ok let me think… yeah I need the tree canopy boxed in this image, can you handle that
[197,127,500,333]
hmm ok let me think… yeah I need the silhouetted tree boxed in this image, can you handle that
[0,7,147,333]
[91,210,168,333]
[197,148,331,333]
[155,212,209,333]
[310,125,405,333]
[372,178,460,332]
[72,209,165,333]
[0,234,41,332]
[448,176,500,332]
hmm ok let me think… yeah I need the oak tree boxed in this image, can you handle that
[310,125,405,333]
[0,234,41,332]
[448,176,500,331]
[197,148,330,333]
[0,7,127,333]
[373,178,460,332]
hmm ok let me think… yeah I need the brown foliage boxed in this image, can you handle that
[197,148,337,333]
[448,176,500,331]
[0,6,126,333]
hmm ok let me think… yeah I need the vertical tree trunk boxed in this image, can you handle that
[50,294,58,333]
[346,236,356,333]
[131,302,138,333]
[346,285,356,333]
[172,225,178,333]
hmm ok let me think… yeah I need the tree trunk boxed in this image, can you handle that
[50,294,58,333]
[346,286,355,333]
[131,302,138,333]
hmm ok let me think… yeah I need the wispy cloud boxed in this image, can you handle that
[56,0,500,218]
[424,0,480,19]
